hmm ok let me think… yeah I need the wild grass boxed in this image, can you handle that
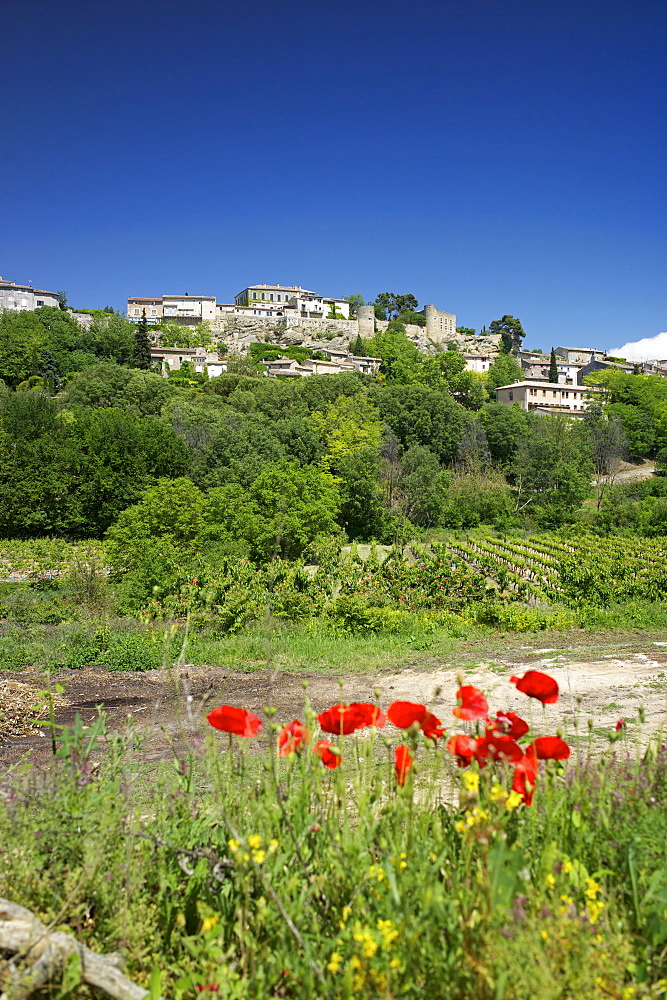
[1,680,666,1000]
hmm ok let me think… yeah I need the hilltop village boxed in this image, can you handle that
[2,274,667,420]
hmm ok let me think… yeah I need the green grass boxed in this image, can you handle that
[1,689,666,999]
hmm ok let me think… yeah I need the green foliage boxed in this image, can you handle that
[485,353,524,396]
[343,293,365,315]
[62,362,173,414]
[371,383,469,465]
[310,394,383,473]
[2,684,666,998]
[489,315,525,354]
[159,321,214,349]
[479,403,528,465]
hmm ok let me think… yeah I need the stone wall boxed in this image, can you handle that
[209,311,501,359]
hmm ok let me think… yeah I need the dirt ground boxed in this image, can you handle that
[2,631,666,768]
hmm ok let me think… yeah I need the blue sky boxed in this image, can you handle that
[2,0,666,353]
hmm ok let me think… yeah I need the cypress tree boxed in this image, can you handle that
[549,347,559,383]
[131,309,152,370]
[350,334,365,356]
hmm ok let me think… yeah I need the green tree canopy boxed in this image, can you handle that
[489,315,525,355]
[485,353,524,397]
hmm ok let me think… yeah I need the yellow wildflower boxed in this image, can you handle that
[201,916,219,933]
[490,783,507,802]
[247,834,262,850]
[463,771,480,794]
[228,839,240,853]
[268,839,279,853]
[585,877,601,900]
[327,953,342,974]
[350,956,362,970]
[545,873,556,889]
[390,958,401,969]
[540,930,549,941]
[562,860,573,874]
[252,849,266,865]
[505,790,523,811]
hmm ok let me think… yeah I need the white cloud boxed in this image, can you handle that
[611,332,667,363]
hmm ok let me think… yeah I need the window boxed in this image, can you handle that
[134,309,140,315]
[261,293,265,300]
[252,292,257,299]
[37,300,44,306]
[509,391,513,400]
[270,294,274,301]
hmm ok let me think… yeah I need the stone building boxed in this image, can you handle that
[0,276,59,312]
[495,380,600,415]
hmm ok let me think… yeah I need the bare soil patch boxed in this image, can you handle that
[1,632,666,767]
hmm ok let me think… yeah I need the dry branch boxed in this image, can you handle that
[0,898,155,999]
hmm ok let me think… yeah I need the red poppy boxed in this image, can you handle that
[395,745,414,786]
[476,730,523,764]
[452,685,489,721]
[512,746,538,805]
[313,739,342,769]
[317,702,385,735]
[447,734,480,767]
[615,719,625,731]
[277,719,308,756]
[196,987,219,993]
[491,711,530,739]
[206,705,262,737]
[510,670,559,705]
[387,701,445,740]
[532,736,570,760]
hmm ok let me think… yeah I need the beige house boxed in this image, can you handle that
[555,346,606,365]
[150,347,225,377]
[0,276,59,312]
[495,380,600,415]
[463,353,493,374]
[233,283,350,319]
[128,296,163,324]
[162,294,216,323]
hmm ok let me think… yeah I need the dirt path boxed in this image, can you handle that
[2,633,666,767]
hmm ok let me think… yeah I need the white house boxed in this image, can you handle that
[0,276,59,312]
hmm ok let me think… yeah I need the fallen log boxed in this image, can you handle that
[0,898,156,999]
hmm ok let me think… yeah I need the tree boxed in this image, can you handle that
[56,291,68,311]
[246,461,342,559]
[456,421,492,474]
[394,294,419,316]
[489,315,525,355]
[397,310,426,327]
[373,293,419,321]
[310,394,383,473]
[510,415,592,525]
[485,353,524,397]
[374,293,396,320]
[130,310,151,370]
[0,311,47,387]
[62,362,172,415]
[343,294,365,316]
[370,383,469,465]
[584,404,627,508]
[349,334,366,356]
[479,402,529,465]
[549,348,558,383]
[456,327,476,336]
